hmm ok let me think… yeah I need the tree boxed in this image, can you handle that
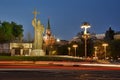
[93,40,106,59]
[109,40,120,59]
[1,21,14,42]
[57,45,68,55]
[0,21,24,43]
[0,27,6,42]
[104,27,115,41]
[11,22,24,42]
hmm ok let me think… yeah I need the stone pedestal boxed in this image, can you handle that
[30,49,45,56]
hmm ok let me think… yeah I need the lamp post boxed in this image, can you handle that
[102,43,108,60]
[81,22,91,58]
[68,47,71,56]
[73,44,78,57]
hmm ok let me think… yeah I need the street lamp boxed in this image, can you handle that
[68,47,71,56]
[102,43,108,60]
[81,22,91,35]
[81,22,91,58]
[73,44,78,57]
[56,38,60,42]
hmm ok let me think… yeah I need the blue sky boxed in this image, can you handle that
[0,0,120,40]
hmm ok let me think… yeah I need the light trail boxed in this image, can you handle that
[80,63,120,67]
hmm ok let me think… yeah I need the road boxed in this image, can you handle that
[0,69,120,80]
[0,64,120,80]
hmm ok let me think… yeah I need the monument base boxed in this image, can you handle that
[30,49,45,56]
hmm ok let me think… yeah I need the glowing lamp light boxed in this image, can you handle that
[56,38,60,42]
[73,44,78,57]
[81,22,91,34]
[102,43,108,59]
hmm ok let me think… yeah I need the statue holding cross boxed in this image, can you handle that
[32,9,44,49]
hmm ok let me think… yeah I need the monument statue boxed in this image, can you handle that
[32,9,44,49]
[30,9,45,56]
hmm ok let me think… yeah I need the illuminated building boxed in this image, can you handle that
[114,32,120,40]
[95,34,105,39]
[43,18,56,55]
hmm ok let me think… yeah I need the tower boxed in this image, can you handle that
[44,18,56,46]
[43,18,56,55]
[46,18,51,37]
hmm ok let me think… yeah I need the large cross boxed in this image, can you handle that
[33,9,39,18]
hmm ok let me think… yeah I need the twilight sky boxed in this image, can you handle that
[0,0,120,40]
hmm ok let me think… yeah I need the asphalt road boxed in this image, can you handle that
[0,69,120,80]
[0,61,120,80]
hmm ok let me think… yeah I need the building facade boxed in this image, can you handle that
[0,43,32,56]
